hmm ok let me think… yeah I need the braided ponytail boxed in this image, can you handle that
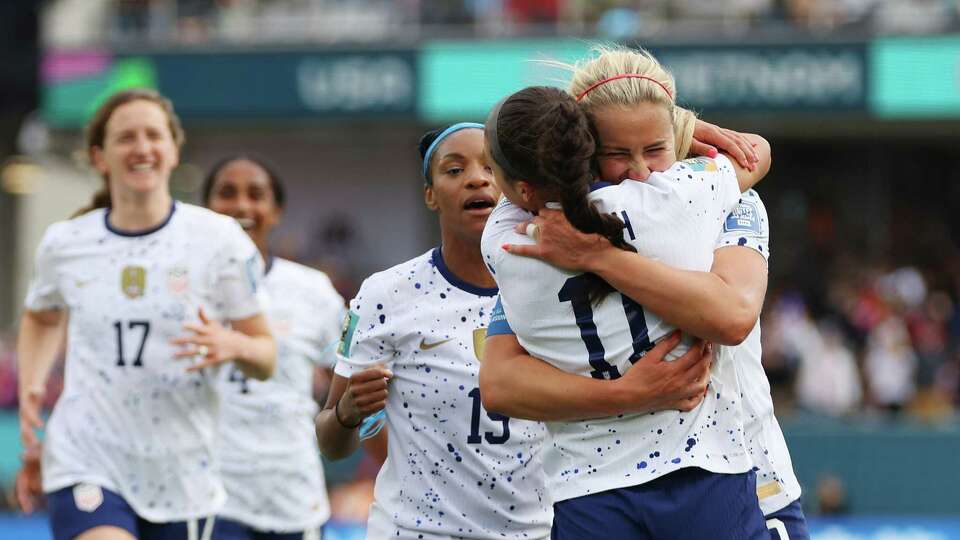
[489,86,636,302]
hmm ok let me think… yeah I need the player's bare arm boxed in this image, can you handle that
[316,366,392,460]
[480,331,712,420]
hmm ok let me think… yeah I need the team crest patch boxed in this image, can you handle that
[724,200,761,234]
[337,310,360,358]
[683,157,718,172]
[167,266,190,295]
[121,265,147,299]
[73,483,104,513]
[473,328,487,362]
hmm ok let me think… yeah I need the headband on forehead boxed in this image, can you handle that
[576,74,673,102]
[422,122,485,181]
[484,97,527,181]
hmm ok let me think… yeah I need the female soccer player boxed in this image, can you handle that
[480,81,771,539]
[313,122,713,539]
[16,89,275,540]
[487,46,807,540]
[204,156,346,540]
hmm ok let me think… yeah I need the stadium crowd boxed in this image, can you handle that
[45,0,960,46]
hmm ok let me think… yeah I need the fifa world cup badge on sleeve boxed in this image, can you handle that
[724,200,761,234]
[337,310,360,358]
[682,156,718,172]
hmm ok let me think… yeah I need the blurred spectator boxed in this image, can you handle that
[795,320,863,416]
[83,0,960,45]
[816,474,851,515]
[864,311,917,414]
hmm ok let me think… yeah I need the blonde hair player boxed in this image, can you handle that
[15,88,276,540]
[203,155,346,540]
[479,63,772,539]
[499,45,808,540]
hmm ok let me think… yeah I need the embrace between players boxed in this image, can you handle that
[18,44,806,540]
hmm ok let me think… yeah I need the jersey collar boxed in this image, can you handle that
[105,200,177,237]
[431,247,498,297]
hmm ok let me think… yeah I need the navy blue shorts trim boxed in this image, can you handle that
[48,484,214,540]
[765,499,809,540]
[552,468,768,540]
[212,517,320,540]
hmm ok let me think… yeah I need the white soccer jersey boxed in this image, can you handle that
[717,190,802,515]
[334,248,551,540]
[482,155,752,503]
[25,202,265,523]
[218,257,345,532]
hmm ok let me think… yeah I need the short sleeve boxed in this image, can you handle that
[716,189,770,262]
[486,296,515,337]
[334,276,398,378]
[311,279,347,368]
[24,225,66,311]
[671,154,742,222]
[213,220,266,320]
[480,196,534,280]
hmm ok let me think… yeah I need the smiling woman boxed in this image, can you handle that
[314,123,554,539]
[14,88,277,540]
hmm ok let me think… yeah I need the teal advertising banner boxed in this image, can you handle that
[42,48,417,126]
[418,40,868,122]
[418,39,593,122]
[870,36,960,118]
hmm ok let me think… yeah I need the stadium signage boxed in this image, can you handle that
[650,44,867,111]
[870,36,960,117]
[42,49,417,125]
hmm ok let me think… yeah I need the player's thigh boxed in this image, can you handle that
[76,527,138,540]
[48,484,139,540]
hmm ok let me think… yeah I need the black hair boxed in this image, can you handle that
[489,86,636,302]
[202,154,286,208]
[418,127,446,185]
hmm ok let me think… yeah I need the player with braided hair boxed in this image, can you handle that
[480,81,771,539]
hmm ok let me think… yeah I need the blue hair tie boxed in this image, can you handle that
[422,122,484,181]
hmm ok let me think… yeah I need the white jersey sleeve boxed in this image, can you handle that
[714,192,801,514]
[306,272,346,368]
[674,155,742,220]
[210,219,266,320]
[25,223,69,311]
[717,188,770,262]
[334,274,398,377]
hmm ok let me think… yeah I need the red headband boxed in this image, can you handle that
[576,74,673,102]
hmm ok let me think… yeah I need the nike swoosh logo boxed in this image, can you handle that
[419,338,453,351]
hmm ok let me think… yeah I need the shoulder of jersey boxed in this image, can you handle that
[360,249,434,293]
[175,202,241,230]
[271,257,343,302]
[45,208,105,245]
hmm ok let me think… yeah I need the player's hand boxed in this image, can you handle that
[337,365,393,427]
[172,307,243,372]
[615,331,713,413]
[15,444,43,514]
[503,208,612,272]
[690,119,759,171]
[18,386,44,450]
